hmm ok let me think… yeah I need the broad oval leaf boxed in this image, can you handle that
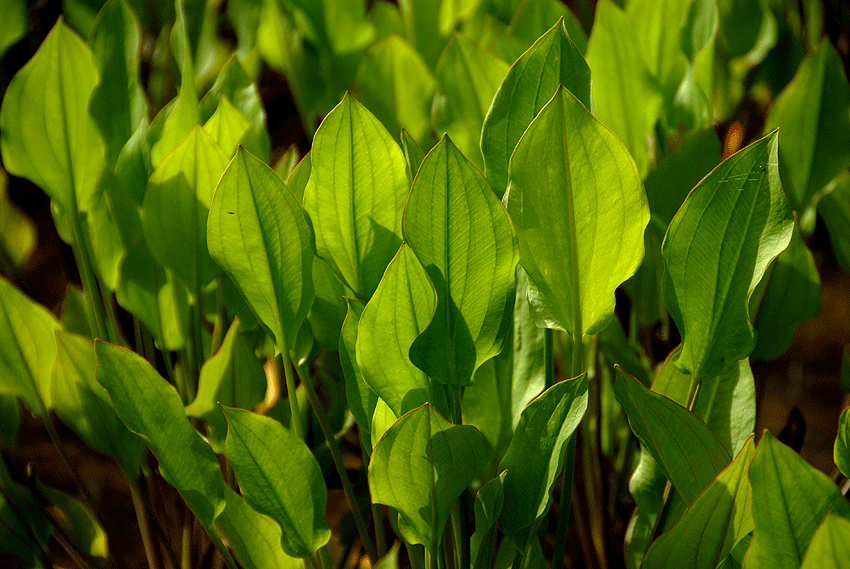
[614,366,730,505]
[661,131,793,381]
[143,126,230,292]
[222,406,331,558]
[481,16,591,197]
[744,432,850,569]
[800,514,850,569]
[302,93,408,299]
[643,436,755,569]
[505,86,649,338]
[52,331,146,475]
[0,18,105,213]
[764,39,850,216]
[95,341,225,528]
[405,135,519,386]
[498,373,588,542]
[432,32,509,170]
[204,96,253,158]
[0,277,62,415]
[369,403,492,549]
[208,147,314,353]
[355,245,444,417]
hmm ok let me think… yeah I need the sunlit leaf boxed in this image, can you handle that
[0,277,62,415]
[369,403,492,549]
[303,93,408,300]
[401,129,426,185]
[498,374,588,542]
[800,514,850,569]
[835,408,850,479]
[482,16,591,197]
[398,0,445,69]
[505,86,649,338]
[204,96,253,157]
[0,18,105,214]
[662,131,793,381]
[744,432,850,569]
[405,135,519,386]
[208,147,314,353]
[222,406,331,557]
[508,0,586,54]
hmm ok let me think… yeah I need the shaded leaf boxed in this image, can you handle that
[208,147,314,353]
[835,407,850,479]
[339,298,377,451]
[662,131,793,380]
[482,16,591,197]
[817,173,850,273]
[222,406,331,557]
[505,86,649,338]
[405,135,519,386]
[744,432,850,569]
[369,403,492,549]
[471,472,506,569]
[498,374,588,542]
[35,479,108,558]
[303,93,408,300]
[508,0,586,54]
[0,18,105,214]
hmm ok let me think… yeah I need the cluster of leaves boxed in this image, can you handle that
[1,0,850,569]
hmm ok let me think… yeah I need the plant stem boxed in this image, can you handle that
[407,543,426,569]
[129,477,164,569]
[294,363,378,562]
[69,217,110,341]
[372,503,387,559]
[318,545,332,569]
[552,330,584,569]
[210,277,227,356]
[280,352,304,440]
[544,329,554,389]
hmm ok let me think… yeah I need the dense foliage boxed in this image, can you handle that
[1,0,850,568]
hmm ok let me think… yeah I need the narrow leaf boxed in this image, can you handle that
[339,298,377,451]
[498,374,588,542]
[505,86,649,338]
[302,93,408,300]
[369,404,492,549]
[471,472,506,569]
[208,147,314,353]
[662,131,793,380]
[405,135,519,386]
[481,16,591,197]
[222,406,331,557]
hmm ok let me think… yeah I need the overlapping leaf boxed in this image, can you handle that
[405,135,518,386]
[662,131,793,381]
[505,86,649,338]
[208,147,314,353]
[222,407,331,558]
[800,515,850,569]
[482,16,591,197]
[302,93,408,300]
[369,404,491,549]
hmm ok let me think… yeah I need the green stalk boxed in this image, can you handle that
[551,330,584,569]
[69,217,110,341]
[372,503,387,559]
[280,352,304,440]
[407,543,426,569]
[129,478,164,569]
[294,363,378,562]
[318,545,333,569]
[544,329,554,388]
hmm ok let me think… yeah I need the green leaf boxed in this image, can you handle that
[115,237,189,351]
[88,0,147,167]
[614,366,730,505]
[52,331,146,475]
[432,32,509,170]
[0,394,19,451]
[0,461,52,567]
[95,341,225,528]
[751,222,821,360]
[643,436,755,569]
[339,298,377,451]
[285,152,312,204]
[744,432,850,569]
[369,403,492,549]
[661,131,794,380]
[398,0,445,69]
[303,93,408,300]
[204,96,253,157]
[471,472,506,569]
[505,86,649,338]
[405,135,519,386]
[508,0,586,54]
[0,277,62,415]
[216,486,302,569]
[307,257,347,349]
[185,319,266,452]
[498,374,588,542]
[835,407,850,479]
[0,18,106,214]
[34,479,108,558]
[82,188,126,291]
[355,34,435,145]
[401,129,426,185]
[143,126,230,293]
[222,406,331,557]
[800,514,850,569]
[584,0,663,177]
[818,174,850,273]
[481,16,590,198]
[208,147,314,353]
[0,0,26,59]
[356,245,445,417]
[764,39,850,215]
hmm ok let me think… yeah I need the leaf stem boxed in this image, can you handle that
[69,216,110,342]
[129,477,164,569]
[294,363,378,563]
[280,352,304,440]
[544,329,554,389]
[372,503,387,559]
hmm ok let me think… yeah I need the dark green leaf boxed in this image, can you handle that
[508,0,586,54]
[835,407,850,479]
[339,298,377,452]
[471,472,506,569]
[817,173,850,273]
